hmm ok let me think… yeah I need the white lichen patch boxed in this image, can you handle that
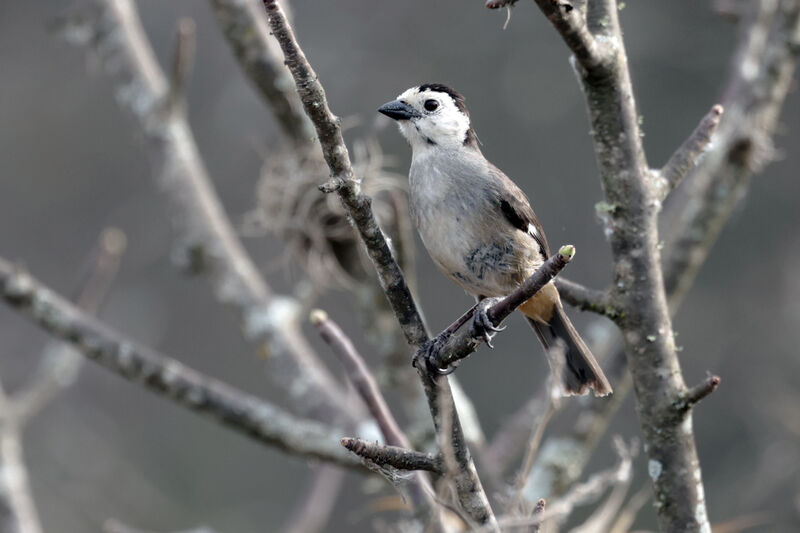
[696,503,711,533]
[681,414,694,435]
[5,270,33,299]
[740,55,759,82]
[116,341,135,371]
[161,360,183,389]
[595,33,621,51]
[244,297,301,340]
[648,459,662,481]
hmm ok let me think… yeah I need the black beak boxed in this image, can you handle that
[377,100,420,121]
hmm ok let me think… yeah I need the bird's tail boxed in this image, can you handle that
[526,306,612,397]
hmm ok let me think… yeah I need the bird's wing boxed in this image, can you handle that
[488,165,551,258]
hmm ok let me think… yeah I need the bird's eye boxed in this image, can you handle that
[423,99,439,112]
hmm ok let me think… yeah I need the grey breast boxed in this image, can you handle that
[409,150,532,297]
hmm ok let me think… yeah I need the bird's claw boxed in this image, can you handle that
[413,337,459,375]
[471,297,506,348]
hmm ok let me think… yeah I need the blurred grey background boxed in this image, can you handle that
[1,0,799,531]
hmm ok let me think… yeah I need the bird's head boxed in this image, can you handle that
[378,83,478,151]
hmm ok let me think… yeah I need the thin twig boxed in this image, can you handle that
[474,439,637,532]
[607,483,651,533]
[104,520,219,533]
[310,310,443,527]
[424,246,575,371]
[554,278,618,320]
[530,499,546,533]
[486,0,519,10]
[12,228,126,424]
[280,465,346,533]
[341,438,443,474]
[0,384,42,533]
[675,374,721,413]
[166,18,196,115]
[656,104,725,200]
[570,462,633,533]
[482,384,550,475]
[0,258,359,468]
[0,230,126,533]
[310,310,408,448]
[507,375,561,514]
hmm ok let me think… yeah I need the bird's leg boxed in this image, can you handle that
[412,304,480,375]
[413,336,459,375]
[471,296,506,348]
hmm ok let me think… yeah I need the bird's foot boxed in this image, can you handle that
[413,336,458,375]
[470,297,506,348]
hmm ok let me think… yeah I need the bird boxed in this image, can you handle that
[378,83,612,397]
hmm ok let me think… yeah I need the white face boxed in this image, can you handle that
[387,86,473,151]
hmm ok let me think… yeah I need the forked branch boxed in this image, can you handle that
[341,438,444,475]
[0,258,358,468]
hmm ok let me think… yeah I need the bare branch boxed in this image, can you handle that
[62,0,354,426]
[508,370,566,511]
[656,104,724,200]
[608,484,651,533]
[104,520,219,533]
[0,230,126,533]
[530,0,610,72]
[261,1,496,526]
[213,0,440,442]
[207,0,315,147]
[494,245,575,321]
[522,0,800,502]
[0,385,42,533]
[310,310,408,448]
[663,0,800,308]
[424,245,575,371]
[280,465,345,533]
[483,384,550,474]
[533,0,713,526]
[12,228,126,424]
[554,278,619,320]
[166,18,196,115]
[341,438,443,475]
[485,0,519,10]
[675,374,721,413]
[0,258,358,468]
[530,499,546,533]
[570,462,633,533]
[522,353,630,498]
[475,439,637,532]
[310,310,444,528]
